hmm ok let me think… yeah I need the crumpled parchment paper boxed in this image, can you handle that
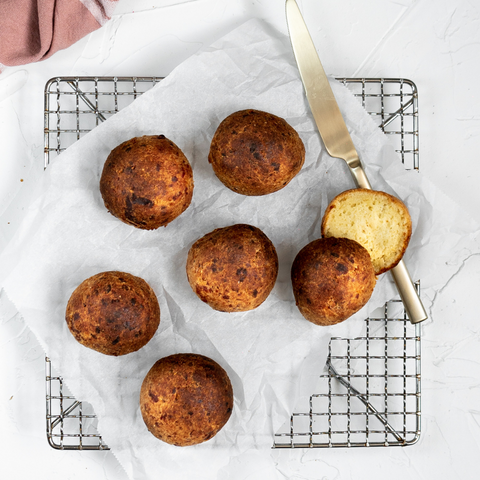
[1,18,478,480]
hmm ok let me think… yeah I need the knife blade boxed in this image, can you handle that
[286,0,427,324]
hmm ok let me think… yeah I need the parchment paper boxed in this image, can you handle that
[1,18,478,480]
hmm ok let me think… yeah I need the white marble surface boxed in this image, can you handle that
[1,0,479,478]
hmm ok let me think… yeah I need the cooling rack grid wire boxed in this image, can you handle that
[273,297,421,448]
[44,77,421,450]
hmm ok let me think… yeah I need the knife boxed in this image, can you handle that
[286,0,427,324]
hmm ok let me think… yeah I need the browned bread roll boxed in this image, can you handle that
[65,271,160,356]
[140,353,234,446]
[208,109,305,196]
[291,237,376,326]
[100,135,194,230]
[321,188,412,275]
[186,224,278,312]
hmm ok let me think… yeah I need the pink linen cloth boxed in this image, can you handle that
[0,0,118,68]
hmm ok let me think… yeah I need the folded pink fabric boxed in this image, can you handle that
[0,0,118,68]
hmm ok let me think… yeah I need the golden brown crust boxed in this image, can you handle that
[140,353,234,446]
[208,109,305,196]
[321,188,412,275]
[100,135,194,230]
[291,237,376,326]
[186,224,278,312]
[65,271,160,356]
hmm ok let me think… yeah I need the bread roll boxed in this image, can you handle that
[291,237,376,326]
[186,224,278,312]
[65,271,160,356]
[208,109,305,196]
[100,135,194,230]
[321,188,412,275]
[140,353,234,446]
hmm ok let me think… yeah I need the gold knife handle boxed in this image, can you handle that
[350,158,428,324]
[390,260,428,324]
[349,162,372,189]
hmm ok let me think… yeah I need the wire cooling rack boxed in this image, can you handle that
[44,76,421,450]
[273,298,421,448]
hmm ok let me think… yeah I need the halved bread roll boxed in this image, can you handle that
[321,188,412,275]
